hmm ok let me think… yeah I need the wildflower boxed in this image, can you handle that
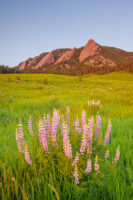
[113,146,120,164]
[87,117,94,154]
[105,150,109,159]
[25,144,32,165]
[103,120,111,145]
[39,119,48,152]
[51,109,58,146]
[85,159,92,173]
[16,128,24,153]
[72,152,80,166]
[95,114,101,139]
[18,120,25,146]
[73,165,79,185]
[47,114,51,133]
[94,155,99,172]
[80,130,87,154]
[62,123,72,159]
[28,116,34,136]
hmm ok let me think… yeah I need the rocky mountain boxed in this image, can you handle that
[15,39,133,75]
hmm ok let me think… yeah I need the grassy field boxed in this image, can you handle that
[0,72,133,200]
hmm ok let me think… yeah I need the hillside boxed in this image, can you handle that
[15,39,133,75]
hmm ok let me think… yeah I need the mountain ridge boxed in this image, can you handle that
[15,39,133,75]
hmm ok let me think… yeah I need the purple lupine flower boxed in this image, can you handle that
[28,116,34,136]
[62,123,72,159]
[105,150,109,159]
[51,109,58,146]
[39,119,48,152]
[73,165,79,185]
[73,117,81,133]
[25,144,32,165]
[95,114,101,139]
[43,115,48,140]
[47,114,51,133]
[85,159,92,173]
[94,155,99,172]
[16,128,24,153]
[72,152,80,166]
[80,129,87,155]
[103,120,111,145]
[67,106,70,126]
[113,146,120,164]
[18,120,25,152]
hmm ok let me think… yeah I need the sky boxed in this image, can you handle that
[0,0,133,67]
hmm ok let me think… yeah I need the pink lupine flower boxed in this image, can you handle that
[73,165,79,185]
[94,155,99,172]
[47,114,51,133]
[39,119,48,152]
[43,115,48,140]
[85,159,92,173]
[17,120,25,152]
[80,131,87,154]
[95,114,101,139]
[25,144,32,165]
[67,106,70,126]
[105,150,109,159]
[51,109,58,146]
[113,146,120,164]
[16,128,24,153]
[62,123,72,159]
[72,152,80,166]
[73,117,81,133]
[28,116,34,136]
[103,120,111,145]
[18,120,25,144]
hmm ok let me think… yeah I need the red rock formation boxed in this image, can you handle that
[55,48,76,64]
[35,52,55,69]
[79,39,100,62]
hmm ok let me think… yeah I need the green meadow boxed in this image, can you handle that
[0,72,133,200]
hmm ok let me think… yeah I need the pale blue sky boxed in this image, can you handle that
[0,0,133,67]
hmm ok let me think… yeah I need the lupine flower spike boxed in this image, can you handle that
[72,152,80,166]
[94,155,99,172]
[62,123,72,159]
[113,145,120,164]
[47,114,51,133]
[103,120,111,145]
[39,119,48,152]
[85,159,92,173]
[16,128,24,153]
[73,165,79,185]
[28,116,34,136]
[25,144,32,165]
[51,109,58,146]
[18,120,25,152]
